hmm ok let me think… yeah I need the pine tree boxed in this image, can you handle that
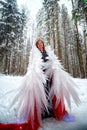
[16,7,27,75]
[36,7,46,41]
[39,0,61,58]
[0,0,27,74]
[71,0,85,78]
[75,0,87,77]
[61,5,70,72]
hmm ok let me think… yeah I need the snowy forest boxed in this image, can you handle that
[0,0,87,78]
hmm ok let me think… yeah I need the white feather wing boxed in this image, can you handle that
[10,46,48,121]
[46,46,80,109]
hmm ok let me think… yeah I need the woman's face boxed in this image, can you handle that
[37,40,44,51]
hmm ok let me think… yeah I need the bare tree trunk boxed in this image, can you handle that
[71,0,85,78]
[55,4,62,60]
[46,11,50,44]
[75,19,85,78]
[4,36,9,74]
[51,6,56,52]
[7,53,11,74]
[85,53,87,77]
[4,54,8,74]
[84,31,87,77]
[83,17,87,77]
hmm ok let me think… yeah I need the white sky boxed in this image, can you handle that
[17,0,72,20]
[17,0,43,20]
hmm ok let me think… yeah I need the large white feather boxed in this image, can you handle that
[46,46,81,110]
[9,45,48,122]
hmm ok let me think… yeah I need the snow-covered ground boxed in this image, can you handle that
[41,78,87,130]
[0,75,87,130]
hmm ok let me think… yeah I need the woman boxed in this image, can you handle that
[35,40,67,120]
[0,39,80,130]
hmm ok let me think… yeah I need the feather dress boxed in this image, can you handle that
[0,45,80,130]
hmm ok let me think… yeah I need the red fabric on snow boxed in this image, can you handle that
[0,118,40,130]
[0,103,40,130]
[52,95,68,120]
[0,95,68,130]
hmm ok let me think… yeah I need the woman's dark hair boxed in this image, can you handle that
[36,39,45,51]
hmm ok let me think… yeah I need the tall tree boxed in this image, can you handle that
[0,0,21,74]
[0,0,27,75]
[73,0,87,77]
[61,5,69,72]
[36,7,46,41]
[71,0,85,78]
[42,0,61,58]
